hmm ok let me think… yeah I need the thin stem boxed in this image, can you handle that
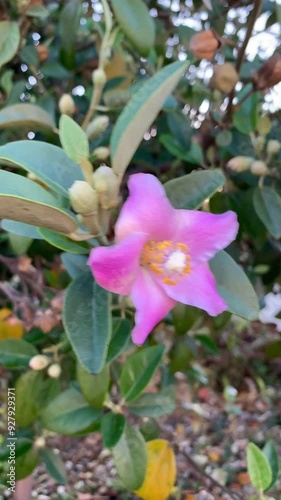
[224,0,262,123]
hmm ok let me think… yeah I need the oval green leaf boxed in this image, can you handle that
[120,345,165,402]
[0,103,55,130]
[0,170,78,234]
[15,371,42,428]
[209,251,259,321]
[106,318,132,363]
[15,448,39,481]
[101,413,126,449]
[247,442,272,492]
[165,170,225,210]
[0,22,20,68]
[40,449,67,484]
[112,423,147,490]
[59,115,89,163]
[263,440,279,490]
[63,270,111,374]
[60,252,88,278]
[253,186,281,239]
[111,0,155,56]
[128,388,176,418]
[77,363,109,409]
[111,61,188,179]
[0,339,37,369]
[38,228,89,254]
[41,387,100,435]
[1,220,42,239]
[0,140,84,196]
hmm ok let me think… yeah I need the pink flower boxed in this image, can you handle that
[88,174,238,345]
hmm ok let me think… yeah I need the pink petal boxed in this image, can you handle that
[174,210,238,267]
[115,173,176,242]
[131,268,175,345]
[88,233,148,295]
[159,263,227,316]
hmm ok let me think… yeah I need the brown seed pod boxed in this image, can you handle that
[212,63,239,93]
[189,30,219,61]
[252,54,281,91]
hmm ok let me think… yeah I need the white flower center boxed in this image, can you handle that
[165,251,187,273]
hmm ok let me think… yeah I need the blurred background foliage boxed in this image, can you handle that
[0,0,281,498]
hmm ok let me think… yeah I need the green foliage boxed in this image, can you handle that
[0,339,37,369]
[40,449,67,484]
[112,423,147,490]
[63,270,111,374]
[101,413,126,448]
[120,345,165,402]
[246,442,272,492]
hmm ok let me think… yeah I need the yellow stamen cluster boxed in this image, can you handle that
[141,240,191,285]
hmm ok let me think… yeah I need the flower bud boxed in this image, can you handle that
[36,44,49,63]
[227,156,253,172]
[92,166,117,193]
[267,139,281,156]
[58,94,75,116]
[93,146,110,161]
[92,166,119,209]
[29,354,49,371]
[189,30,219,61]
[212,63,239,93]
[47,363,61,378]
[92,68,107,86]
[34,437,46,449]
[69,181,98,214]
[252,135,265,155]
[253,54,281,90]
[86,115,109,140]
[250,160,269,176]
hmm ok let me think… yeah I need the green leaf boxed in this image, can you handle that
[166,110,192,149]
[263,440,279,489]
[40,449,67,484]
[77,363,109,409]
[120,345,165,402]
[111,61,188,179]
[15,371,42,427]
[194,334,219,355]
[60,253,88,278]
[112,423,147,490]
[102,413,126,448]
[0,339,37,369]
[0,22,20,68]
[8,232,32,256]
[0,104,55,130]
[209,251,259,321]
[128,387,176,417]
[253,187,281,239]
[0,170,78,234]
[16,448,39,480]
[0,140,84,197]
[63,270,111,374]
[41,387,100,435]
[0,437,32,461]
[106,318,132,363]
[233,88,258,135]
[247,442,272,492]
[59,0,81,69]
[38,228,89,254]
[111,0,155,56]
[172,303,201,335]
[59,115,89,163]
[26,5,49,18]
[165,170,225,210]
[1,220,42,239]
[20,45,39,67]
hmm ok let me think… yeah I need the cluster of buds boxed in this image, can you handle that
[189,30,220,61]
[29,354,62,378]
[69,165,120,235]
[227,138,280,177]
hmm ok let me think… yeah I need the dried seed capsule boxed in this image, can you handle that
[212,63,239,93]
[189,30,219,61]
